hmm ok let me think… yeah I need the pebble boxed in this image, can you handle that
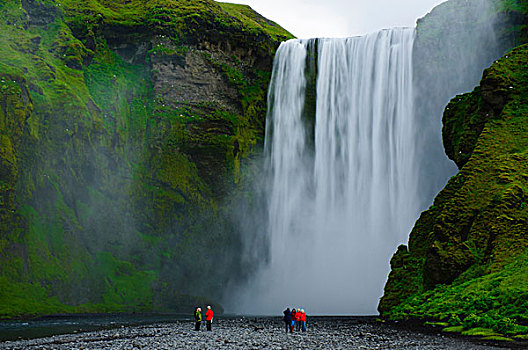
[0,317,518,349]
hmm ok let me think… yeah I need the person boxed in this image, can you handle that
[205,305,214,331]
[290,308,297,332]
[295,308,302,331]
[300,309,307,332]
[194,307,202,331]
[283,308,292,333]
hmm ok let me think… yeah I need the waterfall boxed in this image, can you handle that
[235,28,418,315]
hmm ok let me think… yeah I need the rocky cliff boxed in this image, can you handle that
[0,0,292,318]
[413,0,526,205]
[379,0,528,339]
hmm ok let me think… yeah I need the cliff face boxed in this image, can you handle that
[412,0,526,204]
[380,0,528,337]
[0,0,292,317]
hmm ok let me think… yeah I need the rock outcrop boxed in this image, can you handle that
[379,0,528,337]
[412,0,526,204]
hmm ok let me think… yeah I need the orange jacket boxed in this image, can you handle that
[206,309,213,321]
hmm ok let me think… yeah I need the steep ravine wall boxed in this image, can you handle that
[380,0,528,338]
[0,0,292,318]
[413,0,527,206]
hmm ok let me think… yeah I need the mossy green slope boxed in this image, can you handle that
[0,0,292,318]
[379,43,528,338]
[412,0,527,203]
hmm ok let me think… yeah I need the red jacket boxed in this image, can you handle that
[295,312,301,321]
[301,312,306,322]
[206,309,213,321]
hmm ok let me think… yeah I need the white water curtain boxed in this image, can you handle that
[236,28,418,315]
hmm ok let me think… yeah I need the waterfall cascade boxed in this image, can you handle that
[237,28,419,315]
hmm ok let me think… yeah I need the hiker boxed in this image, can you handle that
[300,309,307,332]
[205,305,214,331]
[194,307,202,331]
[290,308,297,332]
[283,307,292,333]
[295,308,302,331]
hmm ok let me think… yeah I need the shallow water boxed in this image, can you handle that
[0,316,522,349]
[0,314,187,341]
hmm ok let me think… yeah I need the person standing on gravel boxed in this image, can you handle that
[283,308,292,333]
[295,308,302,331]
[194,307,202,331]
[290,309,297,332]
[300,309,307,332]
[205,305,214,331]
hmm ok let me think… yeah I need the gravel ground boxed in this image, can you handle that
[0,317,522,349]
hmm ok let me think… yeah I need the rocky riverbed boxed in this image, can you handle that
[0,317,521,349]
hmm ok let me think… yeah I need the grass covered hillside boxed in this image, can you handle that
[0,0,292,318]
[379,43,528,341]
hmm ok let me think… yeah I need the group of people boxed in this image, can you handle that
[194,305,307,333]
[283,308,307,333]
[194,305,214,331]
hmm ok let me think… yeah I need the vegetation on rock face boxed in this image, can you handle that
[380,0,528,341]
[0,0,292,318]
[379,40,528,339]
[500,0,528,43]
[412,0,527,203]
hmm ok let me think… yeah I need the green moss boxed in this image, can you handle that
[0,0,287,319]
[424,321,450,327]
[385,251,528,333]
[95,251,156,310]
[499,0,528,44]
[218,2,293,42]
[462,327,499,337]
[204,56,273,183]
[0,276,73,319]
[513,334,528,340]
[58,0,293,51]
[482,336,513,342]
[83,38,151,141]
[381,44,528,336]
[442,89,484,167]
[443,326,464,333]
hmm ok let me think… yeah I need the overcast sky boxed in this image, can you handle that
[219,0,447,38]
